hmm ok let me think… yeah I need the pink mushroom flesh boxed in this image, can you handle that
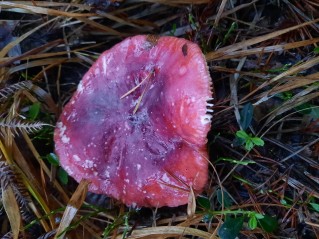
[54,35,213,207]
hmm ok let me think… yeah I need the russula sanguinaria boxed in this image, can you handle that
[54,35,213,207]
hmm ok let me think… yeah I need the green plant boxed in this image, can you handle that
[236,130,264,151]
[45,153,68,185]
[197,194,278,239]
[188,13,198,30]
[102,212,132,238]
[266,63,291,73]
[222,22,237,45]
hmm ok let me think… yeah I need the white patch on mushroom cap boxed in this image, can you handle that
[57,122,65,132]
[83,159,94,169]
[77,81,84,93]
[57,122,70,144]
[64,166,73,176]
[61,135,70,144]
[161,173,171,183]
[73,155,81,162]
[90,184,98,191]
[136,164,141,170]
[102,56,107,74]
[179,66,187,75]
[104,171,110,178]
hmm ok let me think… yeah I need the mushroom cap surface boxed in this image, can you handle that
[54,35,213,207]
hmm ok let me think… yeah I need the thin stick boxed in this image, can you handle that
[120,70,154,99]
[133,72,154,114]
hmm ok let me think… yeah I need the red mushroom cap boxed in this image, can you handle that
[54,35,213,207]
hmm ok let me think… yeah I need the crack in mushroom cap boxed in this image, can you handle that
[54,35,213,207]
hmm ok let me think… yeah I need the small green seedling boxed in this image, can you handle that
[248,212,264,230]
[223,22,237,45]
[236,130,264,151]
[169,23,177,36]
[45,153,68,185]
[188,13,197,30]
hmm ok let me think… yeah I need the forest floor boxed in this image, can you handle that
[0,0,319,238]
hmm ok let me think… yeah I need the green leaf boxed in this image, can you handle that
[232,136,245,147]
[170,23,177,36]
[310,203,319,212]
[58,167,68,185]
[278,91,293,100]
[314,47,319,54]
[218,216,244,239]
[245,140,254,151]
[223,22,238,45]
[295,103,312,114]
[46,153,60,166]
[267,63,291,73]
[254,213,264,219]
[310,107,319,120]
[232,174,254,186]
[197,196,211,210]
[258,215,278,233]
[280,199,288,205]
[240,103,253,130]
[248,216,257,230]
[251,137,264,146]
[28,102,41,120]
[236,130,249,140]
[216,189,233,208]
[219,157,255,166]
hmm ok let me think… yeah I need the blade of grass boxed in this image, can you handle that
[209,38,319,61]
[74,16,124,36]
[0,1,95,17]
[214,0,228,26]
[0,39,63,68]
[0,17,59,58]
[5,58,80,76]
[261,91,319,131]
[245,55,319,105]
[206,18,319,61]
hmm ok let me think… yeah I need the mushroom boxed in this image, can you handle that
[54,35,213,207]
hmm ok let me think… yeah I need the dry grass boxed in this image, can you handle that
[0,0,319,238]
